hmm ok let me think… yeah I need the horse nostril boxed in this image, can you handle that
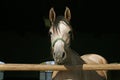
[62,52,66,58]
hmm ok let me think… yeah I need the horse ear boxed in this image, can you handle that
[49,7,56,23]
[64,7,71,21]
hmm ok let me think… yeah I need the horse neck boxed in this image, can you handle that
[66,48,85,65]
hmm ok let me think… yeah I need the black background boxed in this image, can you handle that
[0,0,120,80]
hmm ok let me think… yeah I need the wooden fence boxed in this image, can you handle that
[0,63,120,71]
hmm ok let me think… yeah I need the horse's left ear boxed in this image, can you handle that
[64,7,71,22]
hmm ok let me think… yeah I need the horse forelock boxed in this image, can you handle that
[52,16,72,33]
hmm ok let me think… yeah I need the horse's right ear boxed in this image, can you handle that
[49,8,56,23]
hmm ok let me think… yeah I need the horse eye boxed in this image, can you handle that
[49,31,52,35]
[68,31,72,35]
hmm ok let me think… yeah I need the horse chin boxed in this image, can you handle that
[56,62,63,65]
[54,59,65,65]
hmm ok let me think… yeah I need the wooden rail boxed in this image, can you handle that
[0,64,120,71]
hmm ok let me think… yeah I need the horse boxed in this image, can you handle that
[48,7,108,80]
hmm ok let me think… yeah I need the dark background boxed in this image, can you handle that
[0,0,120,80]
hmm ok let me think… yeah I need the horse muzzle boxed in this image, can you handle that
[52,38,67,64]
[53,51,66,64]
